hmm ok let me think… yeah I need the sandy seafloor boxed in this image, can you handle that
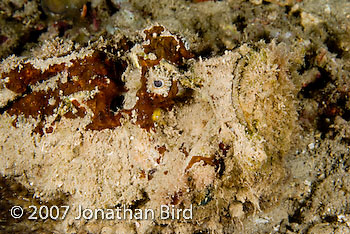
[1,0,350,233]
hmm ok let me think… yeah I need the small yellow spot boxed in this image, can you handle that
[152,108,162,122]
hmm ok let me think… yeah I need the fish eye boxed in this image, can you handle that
[153,80,163,88]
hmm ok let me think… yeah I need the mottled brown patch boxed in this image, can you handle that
[156,145,167,155]
[170,191,183,205]
[45,126,54,133]
[4,52,127,134]
[8,90,57,118]
[180,145,189,157]
[219,142,230,156]
[147,168,157,181]
[156,145,167,164]
[185,143,228,173]
[143,25,194,65]
[185,155,216,171]
[139,169,146,179]
[2,26,194,133]
[5,63,65,94]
